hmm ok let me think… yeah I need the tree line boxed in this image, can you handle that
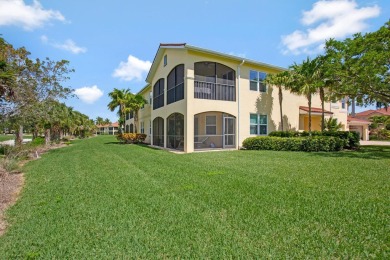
[0,37,95,145]
[265,20,389,133]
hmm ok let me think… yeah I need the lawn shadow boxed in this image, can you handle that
[308,145,390,160]
[103,142,161,151]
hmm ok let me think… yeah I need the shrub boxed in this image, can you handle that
[242,136,343,152]
[117,133,147,144]
[30,137,45,146]
[268,130,360,149]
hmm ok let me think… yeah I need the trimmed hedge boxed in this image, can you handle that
[242,136,344,152]
[116,133,147,144]
[269,130,360,149]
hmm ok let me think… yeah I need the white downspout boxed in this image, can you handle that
[237,60,245,149]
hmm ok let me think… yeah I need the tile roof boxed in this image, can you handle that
[355,108,390,117]
[299,106,333,114]
[347,116,371,123]
[96,122,119,127]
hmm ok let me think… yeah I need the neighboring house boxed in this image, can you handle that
[96,122,119,135]
[125,43,348,153]
[354,108,390,121]
[347,116,370,141]
[347,108,390,141]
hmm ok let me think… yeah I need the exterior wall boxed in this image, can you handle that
[138,86,152,143]
[146,46,349,153]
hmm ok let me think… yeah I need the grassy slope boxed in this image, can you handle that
[0,136,389,258]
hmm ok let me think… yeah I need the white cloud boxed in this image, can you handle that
[0,0,65,30]
[112,55,151,82]
[281,0,380,55]
[74,85,103,104]
[41,35,87,54]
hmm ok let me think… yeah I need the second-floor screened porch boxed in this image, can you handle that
[194,62,236,101]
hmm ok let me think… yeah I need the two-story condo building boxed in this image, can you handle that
[125,44,349,153]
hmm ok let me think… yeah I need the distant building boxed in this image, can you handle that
[96,122,119,135]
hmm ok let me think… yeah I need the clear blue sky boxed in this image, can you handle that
[1,0,389,122]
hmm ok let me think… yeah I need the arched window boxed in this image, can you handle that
[129,123,134,133]
[194,62,235,101]
[167,64,184,104]
[167,113,184,150]
[153,117,164,147]
[153,78,164,110]
[125,124,129,133]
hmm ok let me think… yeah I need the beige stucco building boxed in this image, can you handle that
[125,44,348,153]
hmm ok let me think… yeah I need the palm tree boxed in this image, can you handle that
[264,71,291,131]
[126,94,147,133]
[107,88,132,129]
[289,57,321,133]
[95,116,104,126]
[103,118,111,125]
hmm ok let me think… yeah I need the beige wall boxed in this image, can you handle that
[144,47,348,153]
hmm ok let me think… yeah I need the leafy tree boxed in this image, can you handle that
[324,20,390,106]
[103,118,111,125]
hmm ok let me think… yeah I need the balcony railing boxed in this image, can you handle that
[194,76,235,101]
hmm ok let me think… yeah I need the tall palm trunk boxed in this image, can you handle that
[15,125,23,146]
[134,111,138,133]
[278,86,284,131]
[319,87,325,132]
[307,93,312,134]
[44,128,50,146]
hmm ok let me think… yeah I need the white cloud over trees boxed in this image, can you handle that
[281,0,380,55]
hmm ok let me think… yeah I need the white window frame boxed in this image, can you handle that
[250,70,267,92]
[205,115,217,135]
[250,113,268,135]
[140,121,145,134]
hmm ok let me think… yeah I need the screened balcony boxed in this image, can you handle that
[194,112,236,150]
[194,62,236,101]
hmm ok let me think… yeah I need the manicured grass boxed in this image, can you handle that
[0,135,15,142]
[0,136,389,258]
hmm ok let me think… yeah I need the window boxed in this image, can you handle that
[250,70,267,92]
[129,111,134,119]
[250,114,267,135]
[140,122,145,134]
[149,91,153,105]
[167,113,184,150]
[167,64,184,104]
[130,123,134,133]
[341,98,346,109]
[205,116,216,135]
[153,78,164,110]
[163,55,167,67]
[153,117,164,147]
[149,120,152,135]
[194,62,236,101]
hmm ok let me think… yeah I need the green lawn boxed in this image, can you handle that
[0,134,15,142]
[0,136,389,258]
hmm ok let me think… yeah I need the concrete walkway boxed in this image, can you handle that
[360,140,390,146]
[0,139,32,146]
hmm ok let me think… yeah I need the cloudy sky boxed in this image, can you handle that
[1,0,388,121]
